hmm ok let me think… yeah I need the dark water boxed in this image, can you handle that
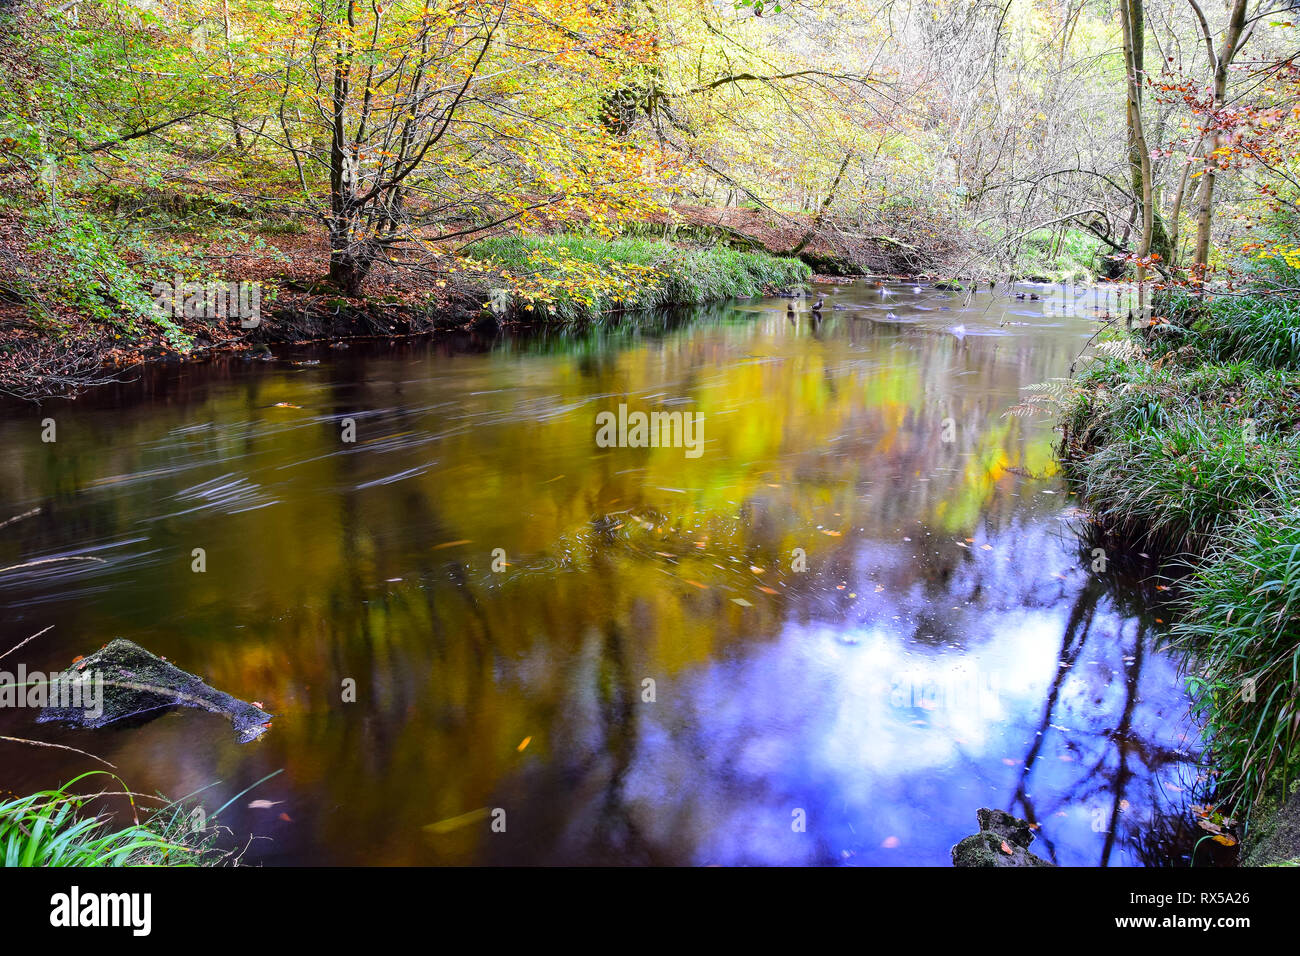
[0,282,1202,865]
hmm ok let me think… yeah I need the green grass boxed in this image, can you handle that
[1062,290,1300,815]
[0,772,220,867]
[1156,291,1300,370]
[462,233,811,323]
[1173,507,1300,815]
[1064,344,1300,553]
[1071,417,1296,554]
[1015,227,1108,281]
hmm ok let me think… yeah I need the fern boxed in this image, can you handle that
[1094,339,1143,361]
[1006,378,1079,418]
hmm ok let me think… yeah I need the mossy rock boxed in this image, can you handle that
[798,250,859,276]
[951,808,1055,867]
[38,639,271,742]
[1243,781,1300,866]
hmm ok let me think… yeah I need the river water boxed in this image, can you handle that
[0,281,1202,865]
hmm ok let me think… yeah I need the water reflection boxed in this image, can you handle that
[0,282,1201,865]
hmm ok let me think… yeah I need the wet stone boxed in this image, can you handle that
[38,638,271,742]
[951,808,1055,867]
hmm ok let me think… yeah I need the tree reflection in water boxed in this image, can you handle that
[0,285,1204,865]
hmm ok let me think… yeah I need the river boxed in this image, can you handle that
[0,281,1202,865]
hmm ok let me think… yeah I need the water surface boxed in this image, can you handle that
[0,282,1201,865]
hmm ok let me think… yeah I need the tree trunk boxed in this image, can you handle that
[1191,0,1250,279]
[1120,0,1154,317]
[328,242,374,297]
[789,150,855,256]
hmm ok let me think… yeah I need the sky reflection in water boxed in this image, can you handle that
[0,283,1200,865]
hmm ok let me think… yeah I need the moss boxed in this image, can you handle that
[1243,780,1300,866]
[39,638,271,742]
[951,808,1055,866]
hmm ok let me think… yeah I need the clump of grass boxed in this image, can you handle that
[462,233,810,323]
[1072,417,1295,553]
[0,771,220,867]
[1063,334,1300,552]
[1172,507,1300,815]
[1158,292,1300,370]
[1062,290,1300,816]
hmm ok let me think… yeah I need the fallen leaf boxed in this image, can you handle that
[424,806,490,834]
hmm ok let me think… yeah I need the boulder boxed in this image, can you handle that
[951,808,1055,867]
[1243,782,1300,866]
[38,639,271,742]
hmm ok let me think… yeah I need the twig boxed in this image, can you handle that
[0,624,53,663]
[0,507,41,532]
[0,736,115,768]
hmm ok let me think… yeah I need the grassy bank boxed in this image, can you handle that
[0,772,221,866]
[1060,287,1300,826]
[461,234,812,324]
[0,207,811,400]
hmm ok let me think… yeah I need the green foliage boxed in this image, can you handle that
[1071,353,1300,447]
[1174,507,1300,814]
[465,234,811,323]
[26,208,191,345]
[0,772,218,867]
[1064,291,1300,813]
[1015,227,1107,281]
[1158,292,1300,369]
[1072,415,1296,553]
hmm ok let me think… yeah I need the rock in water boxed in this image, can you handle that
[951,808,1055,867]
[38,639,272,742]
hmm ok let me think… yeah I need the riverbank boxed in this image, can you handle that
[1059,282,1300,861]
[0,771,222,866]
[1,185,850,401]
